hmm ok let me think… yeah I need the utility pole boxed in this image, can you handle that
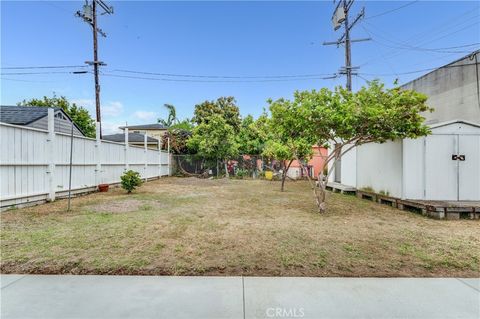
[76,0,113,138]
[324,0,370,91]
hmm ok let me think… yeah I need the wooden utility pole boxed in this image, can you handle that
[323,0,370,91]
[92,0,101,136]
[76,0,113,138]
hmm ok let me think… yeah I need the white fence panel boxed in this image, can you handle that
[0,120,170,209]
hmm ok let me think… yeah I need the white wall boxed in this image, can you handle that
[356,141,403,198]
[340,147,357,187]
[0,121,170,209]
[402,138,425,199]
[327,144,356,187]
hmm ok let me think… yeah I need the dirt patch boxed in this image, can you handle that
[86,199,165,213]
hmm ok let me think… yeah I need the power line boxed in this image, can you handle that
[365,1,418,20]
[359,10,479,67]
[101,72,338,83]
[362,26,479,54]
[0,71,86,75]
[1,65,88,70]
[359,61,479,76]
[110,69,334,79]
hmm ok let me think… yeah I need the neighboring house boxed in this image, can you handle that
[0,105,84,136]
[287,146,328,179]
[329,51,480,201]
[119,123,168,141]
[103,132,160,150]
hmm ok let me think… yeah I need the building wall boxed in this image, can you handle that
[130,129,167,141]
[327,144,356,187]
[356,141,403,198]
[401,51,480,124]
[27,113,84,136]
[129,142,159,150]
[290,146,327,178]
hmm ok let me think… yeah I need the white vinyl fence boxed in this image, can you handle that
[0,110,170,209]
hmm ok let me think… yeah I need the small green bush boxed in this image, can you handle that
[121,170,143,193]
[235,168,249,179]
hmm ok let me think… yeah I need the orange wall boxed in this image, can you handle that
[290,146,328,178]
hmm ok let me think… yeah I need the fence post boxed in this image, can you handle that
[124,128,129,171]
[46,108,56,201]
[158,139,162,178]
[95,122,101,186]
[144,133,148,182]
[167,137,171,176]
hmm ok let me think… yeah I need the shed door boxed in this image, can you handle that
[425,135,457,200]
[458,135,480,200]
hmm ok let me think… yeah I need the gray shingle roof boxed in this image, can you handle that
[119,123,168,130]
[0,105,60,125]
[103,133,159,143]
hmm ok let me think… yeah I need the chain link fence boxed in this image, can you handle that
[172,155,282,178]
[171,155,315,180]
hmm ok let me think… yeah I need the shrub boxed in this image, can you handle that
[120,170,143,193]
[235,168,249,179]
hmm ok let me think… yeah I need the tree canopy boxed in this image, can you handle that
[158,103,178,127]
[236,114,269,155]
[187,114,239,161]
[18,95,96,138]
[192,96,241,131]
[276,80,432,211]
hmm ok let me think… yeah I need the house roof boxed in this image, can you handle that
[119,123,168,130]
[103,132,159,143]
[0,105,85,135]
[0,105,60,125]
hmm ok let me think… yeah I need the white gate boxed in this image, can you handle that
[425,135,457,200]
[425,134,480,200]
[458,135,480,200]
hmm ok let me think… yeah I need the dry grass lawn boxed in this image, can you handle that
[1,178,479,277]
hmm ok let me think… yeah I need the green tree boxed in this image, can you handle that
[262,98,315,191]
[187,114,239,177]
[158,103,178,127]
[192,96,241,131]
[169,118,194,131]
[18,95,96,138]
[237,114,269,155]
[294,80,432,212]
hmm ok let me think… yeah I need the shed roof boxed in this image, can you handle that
[429,119,480,129]
[119,123,168,130]
[0,105,60,125]
[103,133,159,143]
[0,105,85,136]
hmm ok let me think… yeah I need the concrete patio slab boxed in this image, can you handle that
[243,277,480,319]
[1,275,243,319]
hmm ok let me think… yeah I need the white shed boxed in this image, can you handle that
[329,120,480,201]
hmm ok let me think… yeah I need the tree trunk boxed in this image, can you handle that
[224,160,229,178]
[280,159,293,192]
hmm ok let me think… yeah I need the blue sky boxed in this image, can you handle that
[1,1,479,134]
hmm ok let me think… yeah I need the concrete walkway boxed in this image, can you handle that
[1,275,479,319]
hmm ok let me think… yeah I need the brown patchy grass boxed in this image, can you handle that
[1,177,479,277]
